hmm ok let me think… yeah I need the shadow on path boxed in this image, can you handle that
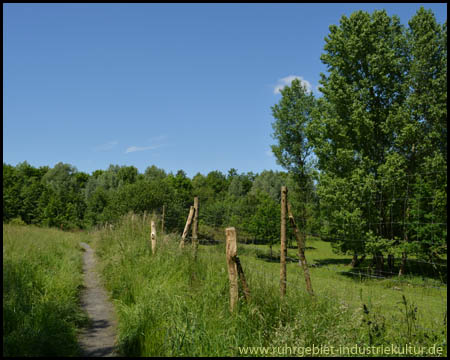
[78,242,118,357]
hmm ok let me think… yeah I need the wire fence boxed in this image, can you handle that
[112,169,447,336]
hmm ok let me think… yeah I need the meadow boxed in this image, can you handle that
[3,224,89,357]
[93,214,447,357]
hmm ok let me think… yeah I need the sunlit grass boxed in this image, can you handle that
[3,224,89,356]
[94,214,447,357]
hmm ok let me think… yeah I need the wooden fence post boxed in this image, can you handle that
[226,227,239,311]
[287,202,314,296]
[192,197,199,257]
[280,186,287,297]
[161,205,165,233]
[151,220,157,255]
[399,252,407,276]
[180,206,195,248]
[235,255,251,302]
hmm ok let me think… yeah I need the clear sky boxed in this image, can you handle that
[3,3,447,177]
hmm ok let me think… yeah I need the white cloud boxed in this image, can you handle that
[125,145,161,154]
[95,140,118,151]
[274,75,312,94]
[149,135,167,142]
[125,135,168,154]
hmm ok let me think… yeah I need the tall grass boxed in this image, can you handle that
[94,214,447,357]
[3,224,89,356]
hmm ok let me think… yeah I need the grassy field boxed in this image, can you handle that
[93,214,447,357]
[3,224,89,357]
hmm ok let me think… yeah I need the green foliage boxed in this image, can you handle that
[271,7,447,263]
[144,165,167,181]
[3,162,47,224]
[247,191,280,244]
[3,157,302,244]
[227,172,253,198]
[249,170,288,202]
[271,79,316,180]
[9,217,26,226]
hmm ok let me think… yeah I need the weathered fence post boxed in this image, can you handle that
[161,205,165,233]
[280,186,287,297]
[235,255,251,302]
[226,227,239,311]
[180,206,195,248]
[287,202,314,296]
[192,197,199,257]
[151,220,157,255]
[225,227,251,311]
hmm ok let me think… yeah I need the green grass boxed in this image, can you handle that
[242,239,447,338]
[3,224,89,357]
[94,214,447,357]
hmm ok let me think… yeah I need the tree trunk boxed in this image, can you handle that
[387,254,394,273]
[376,252,384,277]
[287,202,314,295]
[350,253,366,268]
[192,197,199,258]
[180,206,195,248]
[399,252,407,276]
[350,253,358,267]
[234,256,251,302]
[280,186,287,297]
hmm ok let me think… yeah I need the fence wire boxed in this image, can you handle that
[122,169,447,337]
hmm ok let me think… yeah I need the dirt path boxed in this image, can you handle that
[78,242,118,357]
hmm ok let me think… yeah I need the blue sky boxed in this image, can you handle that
[3,3,447,178]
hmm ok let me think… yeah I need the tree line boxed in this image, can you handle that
[3,161,312,245]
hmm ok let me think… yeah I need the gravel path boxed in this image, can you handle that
[78,242,118,357]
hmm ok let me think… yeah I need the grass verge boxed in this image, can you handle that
[3,224,89,356]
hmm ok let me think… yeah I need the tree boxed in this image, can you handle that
[42,162,78,194]
[39,162,87,228]
[205,170,228,197]
[248,191,280,246]
[144,165,167,181]
[249,170,288,202]
[401,9,447,260]
[85,187,110,226]
[228,172,253,198]
[271,79,316,183]
[272,8,447,268]
[117,166,138,186]
[271,78,318,248]
[3,164,21,222]
[3,162,49,224]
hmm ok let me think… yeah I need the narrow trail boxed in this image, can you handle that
[78,242,118,357]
